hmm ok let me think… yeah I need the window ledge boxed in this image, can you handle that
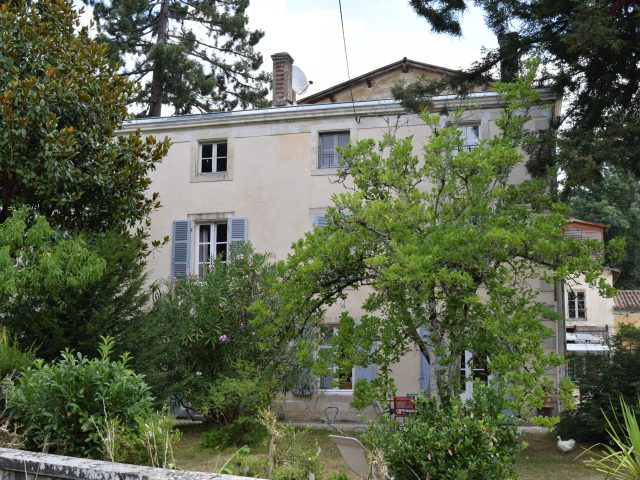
[311,168,339,176]
[191,172,232,183]
[319,389,354,396]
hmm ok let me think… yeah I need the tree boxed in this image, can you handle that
[569,168,640,288]
[258,65,616,419]
[0,0,169,232]
[399,0,640,188]
[85,0,270,116]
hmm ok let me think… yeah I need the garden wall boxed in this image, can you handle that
[0,448,261,480]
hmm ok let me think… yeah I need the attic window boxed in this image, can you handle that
[200,142,227,174]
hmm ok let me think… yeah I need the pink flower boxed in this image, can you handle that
[219,334,229,343]
[235,254,244,261]
[195,371,202,377]
[208,263,215,271]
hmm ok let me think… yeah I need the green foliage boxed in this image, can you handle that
[557,325,640,442]
[85,0,269,116]
[0,210,152,360]
[0,0,168,232]
[261,63,610,418]
[134,244,293,422]
[3,337,154,459]
[403,0,640,187]
[364,385,521,480]
[0,328,36,380]
[569,168,640,288]
[585,397,640,479]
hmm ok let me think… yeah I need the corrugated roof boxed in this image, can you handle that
[614,290,640,310]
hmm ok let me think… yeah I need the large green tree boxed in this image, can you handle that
[400,0,640,188]
[569,168,640,289]
[85,0,270,116]
[258,66,616,419]
[0,0,169,232]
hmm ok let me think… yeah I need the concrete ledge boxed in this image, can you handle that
[0,448,260,480]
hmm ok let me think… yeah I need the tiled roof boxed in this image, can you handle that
[614,290,640,310]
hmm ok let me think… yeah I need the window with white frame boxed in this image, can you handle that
[319,132,350,168]
[460,351,489,392]
[567,291,586,319]
[196,222,227,275]
[200,142,227,174]
[318,326,353,390]
[457,124,480,152]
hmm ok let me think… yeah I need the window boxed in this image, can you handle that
[319,132,349,168]
[568,291,586,319]
[197,222,227,275]
[457,124,480,152]
[461,351,489,391]
[200,142,227,174]
[319,327,353,390]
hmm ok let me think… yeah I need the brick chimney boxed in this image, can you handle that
[271,52,294,107]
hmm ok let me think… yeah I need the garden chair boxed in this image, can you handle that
[329,435,372,479]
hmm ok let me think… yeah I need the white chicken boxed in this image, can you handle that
[556,436,576,454]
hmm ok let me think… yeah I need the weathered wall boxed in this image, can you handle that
[0,448,260,480]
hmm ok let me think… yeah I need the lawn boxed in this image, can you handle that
[172,424,604,479]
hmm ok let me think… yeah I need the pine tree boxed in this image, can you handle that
[400,0,640,187]
[86,0,270,116]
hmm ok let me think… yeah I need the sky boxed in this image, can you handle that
[246,0,498,98]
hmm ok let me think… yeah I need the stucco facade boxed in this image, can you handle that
[121,58,563,421]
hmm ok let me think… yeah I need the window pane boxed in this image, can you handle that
[201,158,213,173]
[216,157,227,172]
[199,225,211,243]
[217,142,227,157]
[337,133,350,147]
[216,223,227,242]
[201,144,213,158]
[199,244,210,263]
[577,292,585,317]
[216,243,227,261]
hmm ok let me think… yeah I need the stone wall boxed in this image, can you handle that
[0,448,261,480]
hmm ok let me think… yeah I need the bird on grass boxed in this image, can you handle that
[557,436,576,453]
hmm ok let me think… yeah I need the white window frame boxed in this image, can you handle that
[318,326,355,394]
[567,291,586,319]
[460,351,490,401]
[318,131,350,169]
[457,124,480,152]
[196,221,228,275]
[199,141,228,175]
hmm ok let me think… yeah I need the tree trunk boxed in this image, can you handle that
[148,0,169,117]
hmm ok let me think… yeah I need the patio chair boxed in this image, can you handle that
[328,435,371,479]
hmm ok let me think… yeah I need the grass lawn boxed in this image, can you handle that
[172,424,604,479]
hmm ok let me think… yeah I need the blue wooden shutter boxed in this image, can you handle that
[228,218,248,256]
[419,328,430,391]
[171,220,190,278]
[355,343,377,382]
[313,213,328,227]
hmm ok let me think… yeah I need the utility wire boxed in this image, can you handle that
[337,0,359,122]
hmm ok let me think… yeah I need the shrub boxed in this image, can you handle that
[585,397,640,479]
[556,324,640,442]
[0,328,36,379]
[363,384,521,480]
[133,244,295,424]
[3,337,154,459]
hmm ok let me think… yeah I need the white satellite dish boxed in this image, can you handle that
[292,65,312,95]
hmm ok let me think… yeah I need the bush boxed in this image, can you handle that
[556,325,640,442]
[364,384,520,480]
[0,328,36,379]
[3,337,154,459]
[133,244,295,424]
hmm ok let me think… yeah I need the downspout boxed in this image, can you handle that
[555,279,567,414]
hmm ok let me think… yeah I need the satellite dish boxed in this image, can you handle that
[292,65,313,95]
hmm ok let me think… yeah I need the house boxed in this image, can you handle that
[614,290,640,330]
[120,53,562,421]
[562,219,616,354]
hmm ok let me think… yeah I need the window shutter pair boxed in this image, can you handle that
[170,218,248,278]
